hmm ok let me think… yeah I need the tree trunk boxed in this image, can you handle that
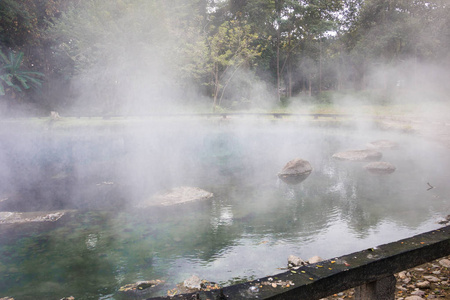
[308,74,312,97]
[288,63,292,98]
[276,28,281,102]
[319,38,323,93]
[212,63,219,112]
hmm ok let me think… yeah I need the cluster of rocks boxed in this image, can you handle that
[320,256,450,300]
[179,274,221,292]
[0,186,215,227]
[288,254,324,268]
[332,139,398,174]
[116,275,221,298]
[278,139,398,185]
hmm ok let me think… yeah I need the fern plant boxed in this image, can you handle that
[0,50,45,96]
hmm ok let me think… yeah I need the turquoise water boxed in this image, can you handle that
[0,120,449,299]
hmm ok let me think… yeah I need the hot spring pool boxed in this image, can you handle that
[0,119,449,299]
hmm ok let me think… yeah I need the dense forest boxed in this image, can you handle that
[0,0,449,116]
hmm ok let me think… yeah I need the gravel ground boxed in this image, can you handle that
[323,257,450,300]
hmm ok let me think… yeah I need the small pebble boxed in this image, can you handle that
[416,281,430,289]
[415,268,425,272]
[411,290,425,296]
[439,259,450,268]
[423,275,440,282]
[405,296,425,300]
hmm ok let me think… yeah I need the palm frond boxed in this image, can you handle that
[22,75,43,86]
[2,75,15,87]
[19,70,45,77]
[16,76,30,90]
[0,50,9,64]
[12,52,24,70]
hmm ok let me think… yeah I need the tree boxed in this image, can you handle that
[48,0,190,114]
[344,0,450,92]
[206,20,262,110]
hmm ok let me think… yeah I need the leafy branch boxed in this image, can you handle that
[0,50,45,97]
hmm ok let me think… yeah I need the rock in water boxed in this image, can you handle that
[364,161,396,174]
[307,256,323,264]
[366,139,398,149]
[0,211,65,224]
[118,280,164,295]
[139,186,213,207]
[278,158,312,185]
[288,255,307,268]
[332,149,382,162]
[183,275,202,290]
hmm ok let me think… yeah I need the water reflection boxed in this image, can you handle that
[0,121,449,299]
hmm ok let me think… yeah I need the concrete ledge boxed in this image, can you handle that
[147,225,450,300]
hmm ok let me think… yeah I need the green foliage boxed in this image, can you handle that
[1,0,449,113]
[0,0,64,48]
[0,50,44,97]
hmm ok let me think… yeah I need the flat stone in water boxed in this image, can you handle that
[366,139,398,149]
[139,186,213,207]
[332,149,382,161]
[364,161,396,174]
[118,280,164,294]
[0,211,65,224]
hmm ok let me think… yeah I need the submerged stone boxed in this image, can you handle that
[176,275,221,294]
[183,275,202,290]
[364,161,396,174]
[0,211,65,224]
[366,139,398,149]
[278,158,312,185]
[139,186,213,207]
[332,149,382,162]
[118,280,164,295]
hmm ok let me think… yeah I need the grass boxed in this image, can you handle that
[1,89,449,131]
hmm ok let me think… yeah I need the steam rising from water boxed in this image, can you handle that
[1,119,450,299]
[1,2,450,299]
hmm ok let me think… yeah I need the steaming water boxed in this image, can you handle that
[0,119,449,299]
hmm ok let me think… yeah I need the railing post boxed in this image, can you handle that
[354,274,396,300]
